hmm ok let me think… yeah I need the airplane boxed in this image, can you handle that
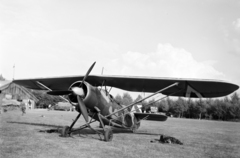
[13,62,239,141]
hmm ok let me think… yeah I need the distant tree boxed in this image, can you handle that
[171,97,185,118]
[196,99,207,119]
[188,99,199,119]
[122,92,133,111]
[204,93,240,121]
[122,92,133,105]
[134,94,143,103]
[115,94,123,105]
[0,74,5,81]
[148,98,156,106]
[231,92,240,104]
[185,98,193,118]
[230,92,240,120]
[167,97,176,117]
[205,98,214,120]
[158,99,169,112]
[222,96,233,120]
[176,97,189,118]
[220,99,230,120]
[213,99,224,120]
[32,90,65,108]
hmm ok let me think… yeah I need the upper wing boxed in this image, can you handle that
[13,76,84,91]
[13,75,239,98]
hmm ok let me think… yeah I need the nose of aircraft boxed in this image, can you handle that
[72,87,85,97]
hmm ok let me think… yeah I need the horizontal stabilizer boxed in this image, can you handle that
[134,113,168,121]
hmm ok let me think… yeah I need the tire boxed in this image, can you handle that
[104,128,113,142]
[131,125,137,133]
[132,117,141,133]
[61,126,70,137]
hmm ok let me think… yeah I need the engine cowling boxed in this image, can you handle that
[67,81,107,112]
[68,81,88,106]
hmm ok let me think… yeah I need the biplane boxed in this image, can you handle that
[13,62,239,141]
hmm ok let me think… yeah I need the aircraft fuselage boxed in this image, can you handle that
[68,81,140,129]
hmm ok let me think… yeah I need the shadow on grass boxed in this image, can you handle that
[7,121,62,128]
[7,121,161,140]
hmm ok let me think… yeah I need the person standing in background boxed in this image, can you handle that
[19,99,26,116]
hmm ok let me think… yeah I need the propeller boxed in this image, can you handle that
[77,96,88,122]
[47,61,96,123]
[80,61,96,87]
[47,62,96,96]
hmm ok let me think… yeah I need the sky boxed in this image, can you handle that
[1,0,240,96]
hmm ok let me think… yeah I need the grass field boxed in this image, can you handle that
[1,109,240,158]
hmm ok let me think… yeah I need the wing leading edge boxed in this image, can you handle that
[13,75,239,98]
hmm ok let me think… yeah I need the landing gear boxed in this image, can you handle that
[94,106,113,142]
[104,128,113,142]
[131,117,141,133]
[60,107,114,142]
[61,126,70,137]
[131,125,137,133]
[60,113,82,137]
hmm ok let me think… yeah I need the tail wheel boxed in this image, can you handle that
[104,128,113,142]
[61,126,70,137]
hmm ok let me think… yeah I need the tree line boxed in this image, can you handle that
[32,90,64,108]
[114,92,240,121]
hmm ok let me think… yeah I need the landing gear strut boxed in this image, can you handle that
[104,128,113,141]
[61,126,70,137]
[60,112,82,137]
[95,106,113,142]
[60,107,113,142]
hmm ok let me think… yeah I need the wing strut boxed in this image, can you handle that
[106,82,180,118]
[36,81,69,102]
[144,88,183,108]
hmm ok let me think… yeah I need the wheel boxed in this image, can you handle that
[104,128,113,142]
[131,125,137,133]
[61,126,70,137]
[131,117,141,133]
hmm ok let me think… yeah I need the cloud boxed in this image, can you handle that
[0,1,227,81]
[233,18,240,33]
[220,18,240,55]
[104,43,225,80]
[232,38,240,53]
[0,52,2,75]
[1,28,120,79]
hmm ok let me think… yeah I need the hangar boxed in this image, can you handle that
[0,81,38,109]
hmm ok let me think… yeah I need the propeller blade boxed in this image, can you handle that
[77,96,89,122]
[80,61,96,87]
[47,90,72,95]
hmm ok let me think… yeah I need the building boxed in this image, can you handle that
[0,81,38,109]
